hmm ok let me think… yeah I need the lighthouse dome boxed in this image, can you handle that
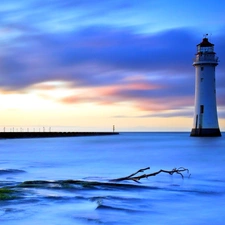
[198,38,214,47]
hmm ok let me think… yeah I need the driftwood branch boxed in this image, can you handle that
[110,167,190,183]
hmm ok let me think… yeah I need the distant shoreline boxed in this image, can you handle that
[0,132,119,139]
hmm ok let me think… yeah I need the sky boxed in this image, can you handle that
[0,0,225,132]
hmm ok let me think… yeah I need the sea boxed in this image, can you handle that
[0,132,225,225]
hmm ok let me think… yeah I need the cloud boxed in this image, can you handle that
[0,21,224,114]
[60,74,194,114]
[0,26,195,87]
[137,109,193,118]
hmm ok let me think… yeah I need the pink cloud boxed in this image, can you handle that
[60,77,193,114]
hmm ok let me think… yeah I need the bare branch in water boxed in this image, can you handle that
[110,167,190,183]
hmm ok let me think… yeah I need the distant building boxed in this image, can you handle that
[190,37,221,137]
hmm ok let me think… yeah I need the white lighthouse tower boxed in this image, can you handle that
[190,36,221,137]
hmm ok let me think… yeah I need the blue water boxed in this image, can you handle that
[0,132,225,224]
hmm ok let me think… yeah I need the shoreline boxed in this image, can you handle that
[0,131,119,139]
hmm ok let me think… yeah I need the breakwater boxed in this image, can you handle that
[0,131,119,139]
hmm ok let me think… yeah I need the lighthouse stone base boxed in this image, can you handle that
[190,128,221,137]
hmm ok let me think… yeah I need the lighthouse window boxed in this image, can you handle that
[200,105,204,114]
[201,67,204,71]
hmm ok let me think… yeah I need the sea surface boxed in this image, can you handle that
[0,132,225,225]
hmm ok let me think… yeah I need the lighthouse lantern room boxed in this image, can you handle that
[190,36,221,137]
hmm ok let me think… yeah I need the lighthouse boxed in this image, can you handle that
[190,36,221,137]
